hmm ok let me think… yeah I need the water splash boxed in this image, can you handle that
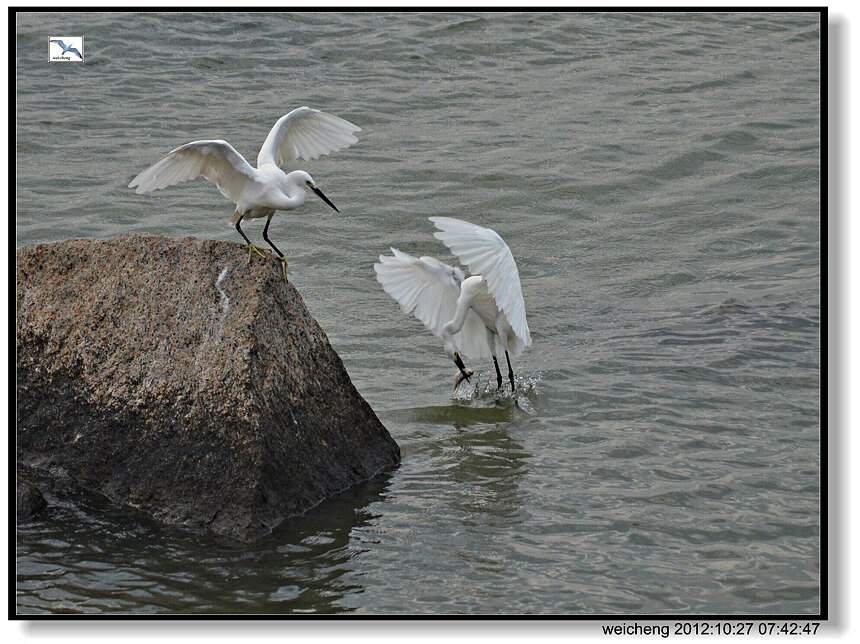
[452,371,542,413]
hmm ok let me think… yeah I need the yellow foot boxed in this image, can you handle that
[243,244,270,263]
[275,256,289,282]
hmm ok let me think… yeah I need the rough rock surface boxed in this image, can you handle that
[17,481,47,522]
[16,233,400,542]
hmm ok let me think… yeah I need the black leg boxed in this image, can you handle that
[262,215,289,281]
[235,216,253,246]
[505,351,516,392]
[237,215,270,264]
[492,356,503,389]
[262,217,284,258]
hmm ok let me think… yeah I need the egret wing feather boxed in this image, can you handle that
[257,107,360,167]
[286,114,359,162]
[374,249,491,360]
[128,140,258,204]
[375,249,462,339]
[430,217,532,348]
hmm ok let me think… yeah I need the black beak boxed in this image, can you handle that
[453,353,471,384]
[312,186,339,213]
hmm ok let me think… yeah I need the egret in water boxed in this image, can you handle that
[375,217,531,392]
[129,107,360,281]
[50,39,82,59]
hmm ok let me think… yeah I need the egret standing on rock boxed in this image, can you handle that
[129,107,360,281]
[375,217,532,392]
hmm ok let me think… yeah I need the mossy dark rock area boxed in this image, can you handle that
[17,481,47,522]
[16,233,400,542]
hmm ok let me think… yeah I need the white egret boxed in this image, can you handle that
[375,217,531,392]
[129,106,360,280]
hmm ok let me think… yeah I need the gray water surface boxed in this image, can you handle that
[15,11,820,615]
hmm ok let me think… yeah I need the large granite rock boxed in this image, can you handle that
[16,233,400,542]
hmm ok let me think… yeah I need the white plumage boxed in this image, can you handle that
[129,107,360,280]
[375,217,531,392]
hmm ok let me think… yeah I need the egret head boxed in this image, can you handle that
[296,171,339,213]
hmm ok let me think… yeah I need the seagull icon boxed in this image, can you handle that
[51,39,82,59]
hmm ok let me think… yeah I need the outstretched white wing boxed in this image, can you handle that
[128,140,258,204]
[374,248,491,360]
[430,217,532,349]
[256,107,361,168]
